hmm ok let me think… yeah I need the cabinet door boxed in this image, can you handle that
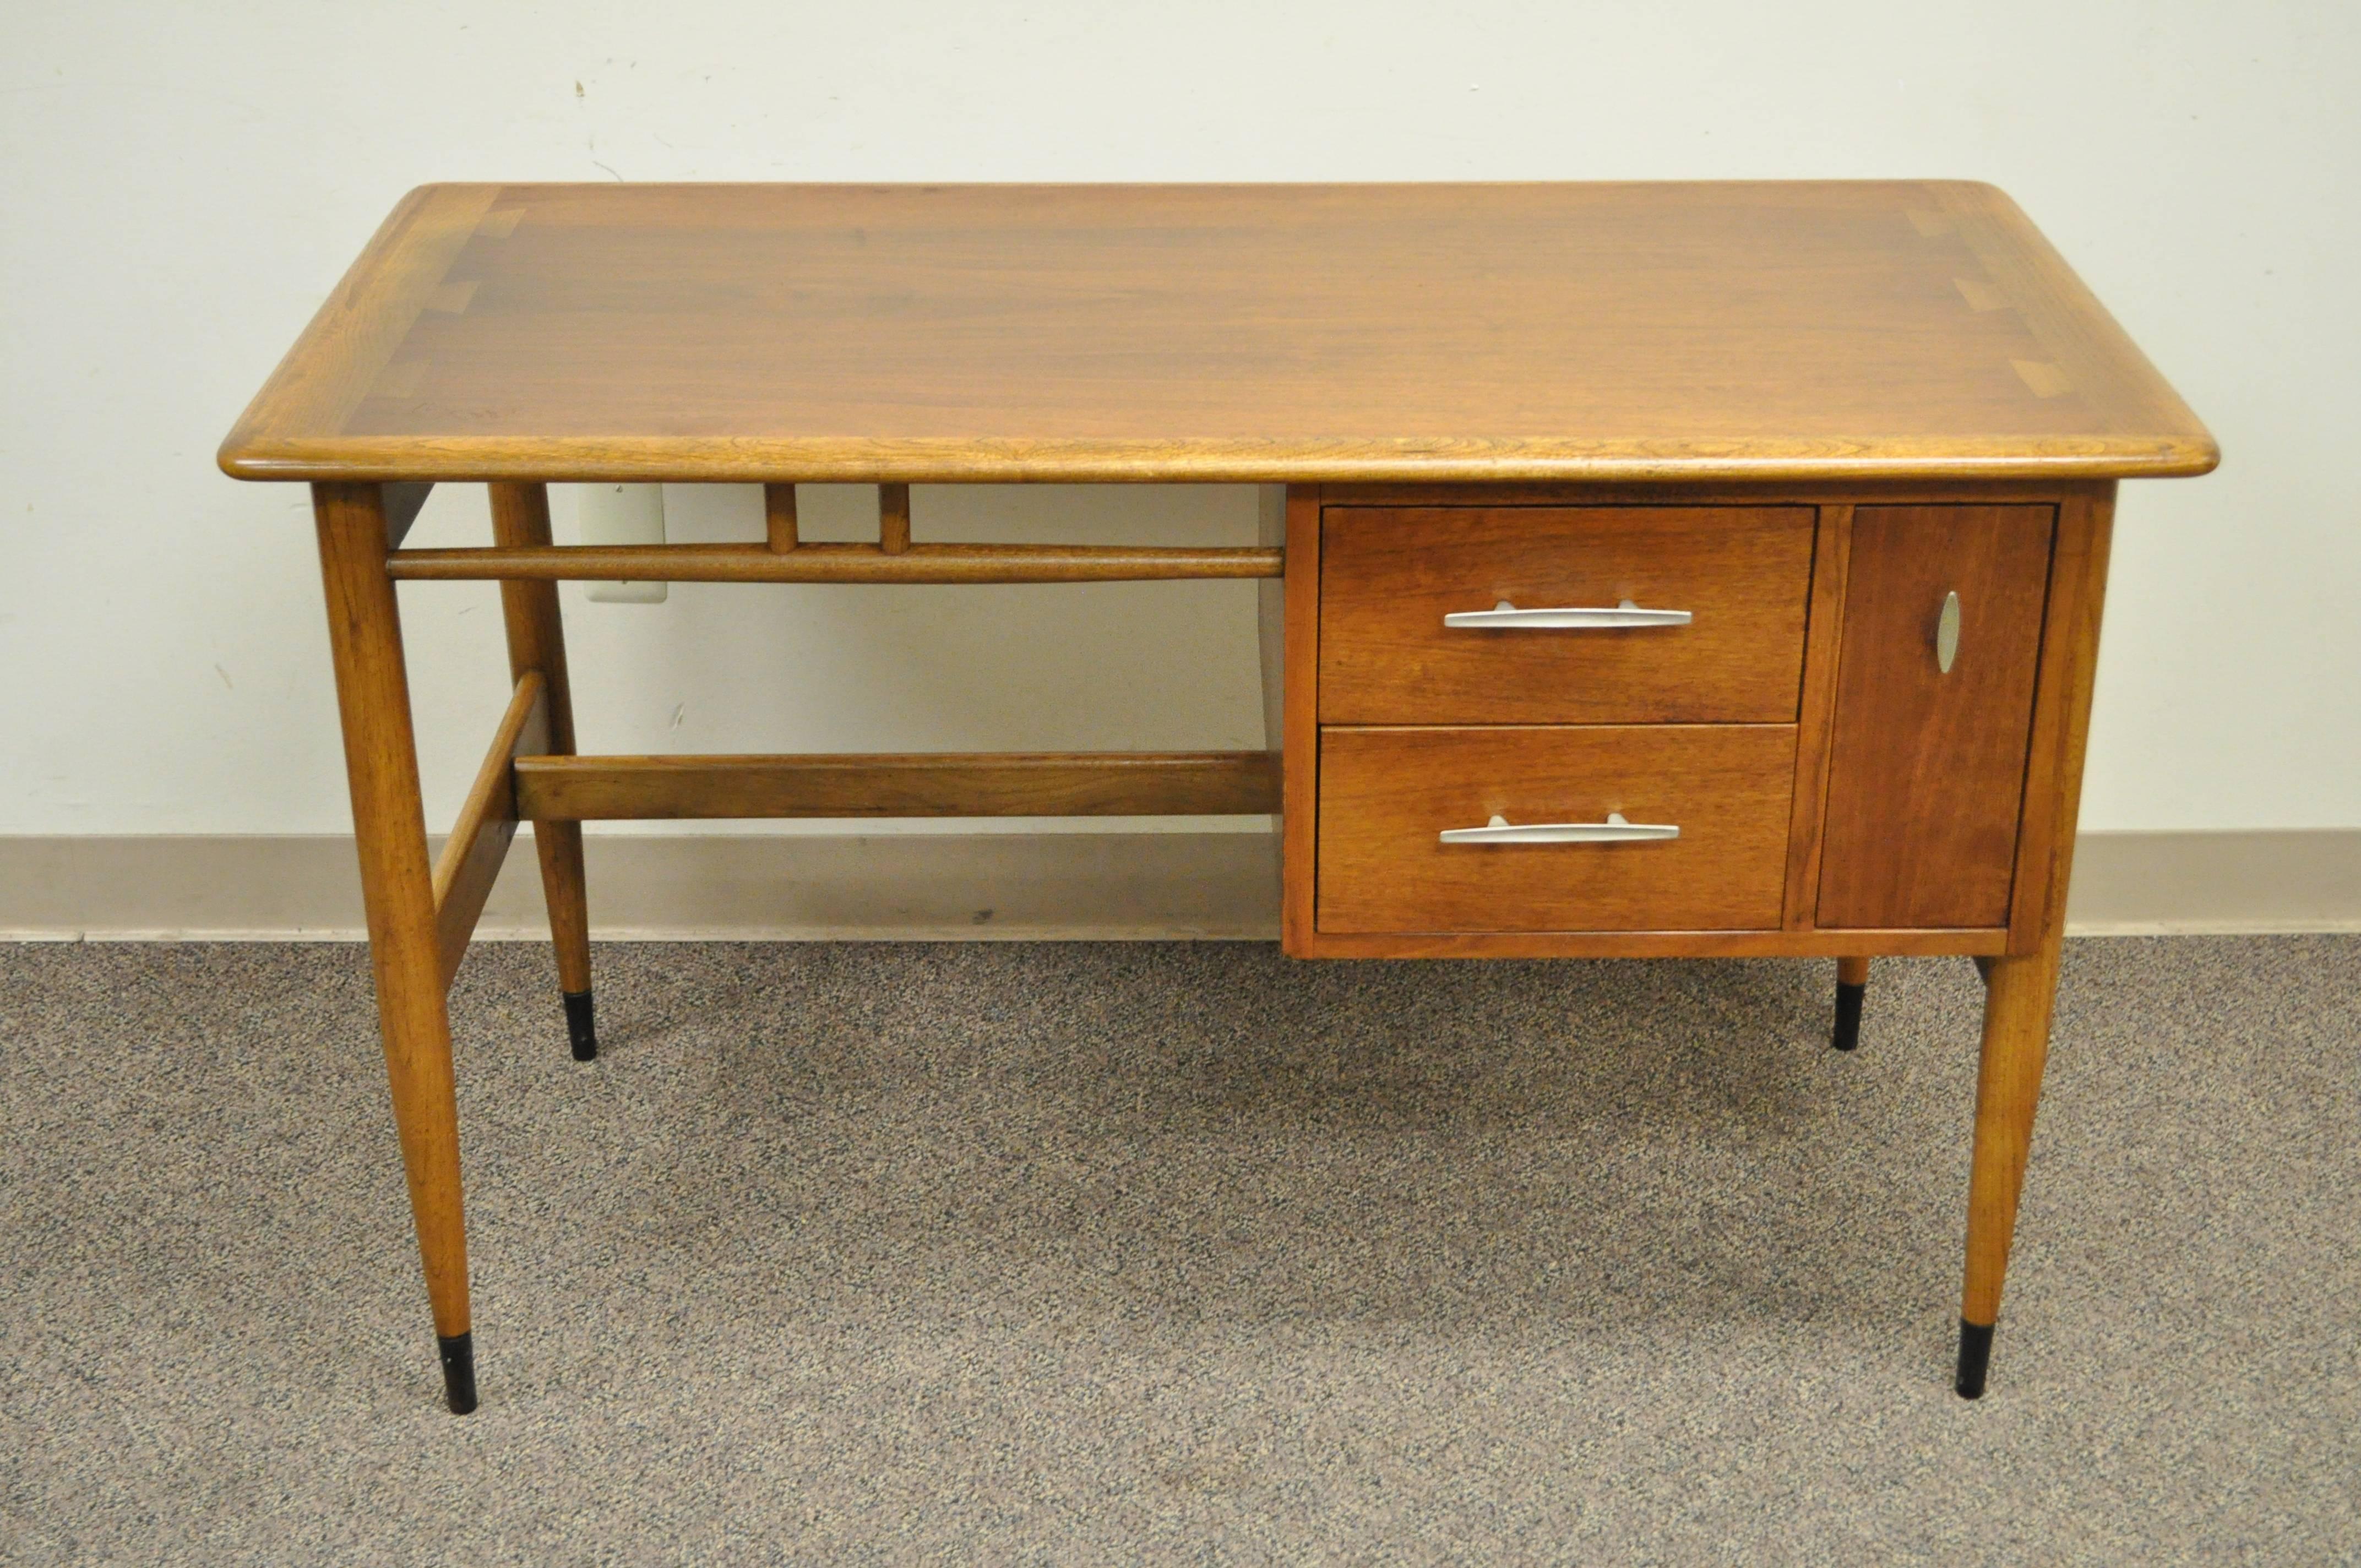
[1816,505,2054,929]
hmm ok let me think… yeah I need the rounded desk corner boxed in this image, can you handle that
[2118,434,2221,481]
[396,179,508,217]
[215,436,265,481]
[215,438,307,483]
[216,434,340,483]
[2173,433,2223,478]
[1930,177,2014,207]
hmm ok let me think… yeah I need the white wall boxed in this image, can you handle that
[3,1,2354,839]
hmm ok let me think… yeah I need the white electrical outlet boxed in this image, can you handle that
[576,483,668,603]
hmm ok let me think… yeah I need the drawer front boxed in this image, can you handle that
[1316,726,1796,933]
[1319,507,1816,724]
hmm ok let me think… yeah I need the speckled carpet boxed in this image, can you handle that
[2,937,2355,1563]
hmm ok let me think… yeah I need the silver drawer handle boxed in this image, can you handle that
[1439,811,1681,845]
[1443,598,1693,629]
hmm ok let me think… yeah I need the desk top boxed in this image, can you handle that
[220,181,2214,486]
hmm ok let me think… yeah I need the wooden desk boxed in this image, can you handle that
[220,182,2215,1413]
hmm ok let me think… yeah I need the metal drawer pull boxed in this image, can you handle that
[1443,598,1691,629]
[1439,811,1680,845]
[1935,590,1962,673]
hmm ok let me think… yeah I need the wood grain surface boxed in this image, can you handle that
[1279,488,1323,954]
[429,672,547,989]
[1288,927,2007,960]
[487,482,593,1000]
[385,542,1280,582]
[1781,504,1853,928]
[512,752,1281,821]
[1816,505,2056,929]
[2005,487,2117,951]
[309,482,471,1343]
[1962,916,2065,1333]
[221,182,2216,484]
[1315,725,1795,934]
[1318,505,1814,723]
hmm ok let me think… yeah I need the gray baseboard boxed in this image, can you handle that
[2059,830,2361,935]
[0,829,2353,942]
[0,830,1282,941]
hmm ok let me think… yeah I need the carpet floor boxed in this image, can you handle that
[2,937,2355,1564]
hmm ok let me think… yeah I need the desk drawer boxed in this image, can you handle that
[1319,507,1816,724]
[1316,725,1795,933]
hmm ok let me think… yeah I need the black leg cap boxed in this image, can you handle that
[1955,1318,1994,1400]
[563,989,597,1062]
[438,1331,478,1415]
[1832,981,1866,1052]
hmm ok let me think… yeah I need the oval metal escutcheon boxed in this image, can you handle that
[1935,590,1962,674]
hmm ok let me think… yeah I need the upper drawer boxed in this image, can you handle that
[1318,506,1816,724]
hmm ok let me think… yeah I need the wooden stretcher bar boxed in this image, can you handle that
[512,750,1282,822]
[386,542,1283,584]
[429,672,548,989]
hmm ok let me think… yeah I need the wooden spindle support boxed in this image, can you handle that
[879,483,911,554]
[765,483,798,552]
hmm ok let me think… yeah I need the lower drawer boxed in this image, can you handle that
[1316,726,1796,933]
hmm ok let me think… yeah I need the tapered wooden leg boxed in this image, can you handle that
[1952,487,2114,1398]
[1832,955,1869,1051]
[313,482,477,1414]
[1956,932,2064,1397]
[488,482,597,1060]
